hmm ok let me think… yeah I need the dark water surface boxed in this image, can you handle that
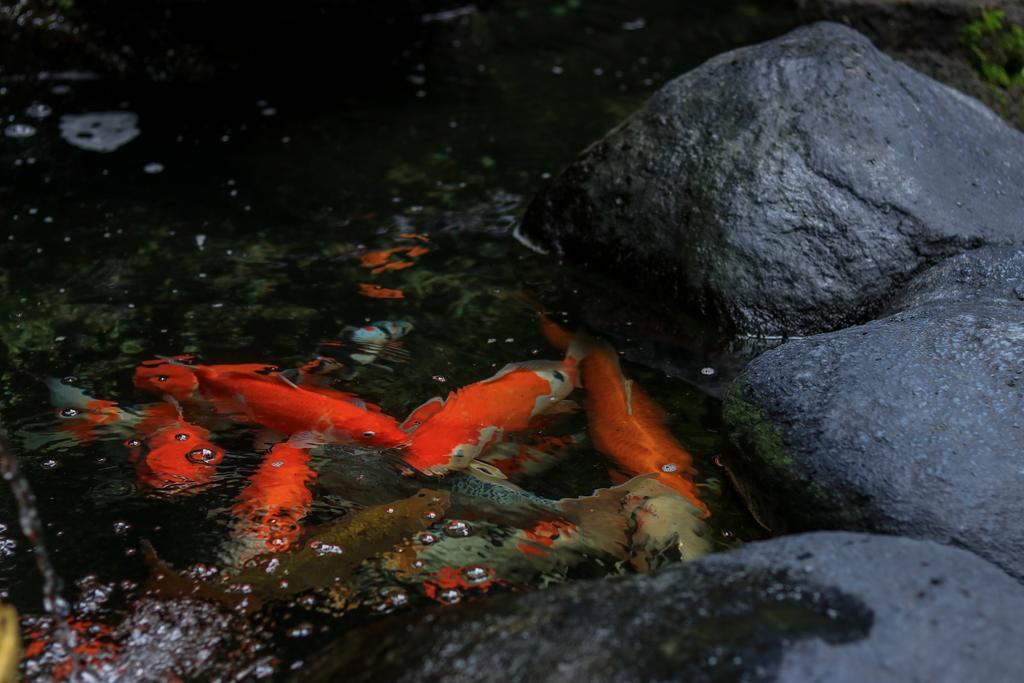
[0,1,795,678]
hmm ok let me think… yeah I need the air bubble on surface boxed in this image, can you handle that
[59,112,139,152]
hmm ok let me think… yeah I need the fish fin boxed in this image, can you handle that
[287,431,325,449]
[542,398,580,416]
[480,360,567,385]
[400,396,446,431]
[278,368,301,387]
[556,475,661,558]
[623,379,634,416]
[253,429,287,451]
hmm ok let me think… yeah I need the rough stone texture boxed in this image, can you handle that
[521,22,1024,336]
[886,245,1024,310]
[796,0,1024,130]
[305,532,1024,683]
[724,247,1024,579]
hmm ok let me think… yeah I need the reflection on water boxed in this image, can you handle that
[0,0,794,678]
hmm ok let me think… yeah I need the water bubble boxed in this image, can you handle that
[156,375,169,382]
[700,367,716,376]
[4,123,37,138]
[385,506,395,514]
[424,510,439,521]
[112,521,131,534]
[437,588,462,604]
[174,433,189,441]
[661,463,678,473]
[444,520,472,538]
[25,103,52,119]
[125,438,142,448]
[287,623,313,638]
[60,376,77,385]
[143,162,164,174]
[461,565,489,584]
[185,447,217,464]
[58,407,78,418]
[419,533,438,545]
[412,560,425,569]
[59,112,139,152]
[311,541,343,556]
[375,586,410,613]
[41,459,58,469]
[270,460,285,468]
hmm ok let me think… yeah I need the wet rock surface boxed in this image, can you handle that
[725,246,1024,579]
[796,0,1024,130]
[305,532,1024,683]
[521,22,1024,336]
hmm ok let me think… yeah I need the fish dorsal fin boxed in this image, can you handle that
[276,370,301,389]
[468,460,508,480]
[623,379,634,416]
[481,360,566,385]
[400,396,446,432]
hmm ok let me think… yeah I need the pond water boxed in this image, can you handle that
[0,1,795,679]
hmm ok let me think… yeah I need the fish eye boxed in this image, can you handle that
[362,431,376,439]
[552,370,565,382]
[59,407,79,418]
[156,375,169,382]
[661,463,679,473]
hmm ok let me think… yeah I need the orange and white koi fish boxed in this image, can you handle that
[45,378,179,444]
[575,333,709,516]
[400,355,580,475]
[229,443,316,559]
[127,417,224,492]
[174,362,408,448]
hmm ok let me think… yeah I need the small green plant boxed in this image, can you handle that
[962,8,1024,88]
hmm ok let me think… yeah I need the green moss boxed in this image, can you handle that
[722,376,792,469]
[962,9,1024,89]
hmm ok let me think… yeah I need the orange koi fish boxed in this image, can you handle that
[400,355,580,475]
[230,443,316,555]
[133,357,278,403]
[358,283,404,299]
[176,362,407,447]
[359,235,431,274]
[127,418,224,492]
[575,333,709,516]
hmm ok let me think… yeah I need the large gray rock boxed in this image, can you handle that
[521,22,1024,336]
[724,247,1024,579]
[305,532,1024,682]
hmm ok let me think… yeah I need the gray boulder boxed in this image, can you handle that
[521,22,1024,336]
[305,532,1024,683]
[724,247,1024,579]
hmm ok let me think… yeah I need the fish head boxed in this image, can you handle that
[404,425,501,476]
[135,423,223,491]
[377,320,413,339]
[133,358,198,401]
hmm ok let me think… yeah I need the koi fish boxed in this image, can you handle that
[384,475,670,595]
[314,320,413,370]
[621,477,711,570]
[574,332,709,516]
[170,361,408,448]
[359,235,431,274]
[226,443,316,561]
[44,378,180,445]
[133,357,278,403]
[478,432,584,480]
[358,283,404,299]
[127,417,224,493]
[400,354,580,475]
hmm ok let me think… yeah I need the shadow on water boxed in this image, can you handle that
[0,0,799,678]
